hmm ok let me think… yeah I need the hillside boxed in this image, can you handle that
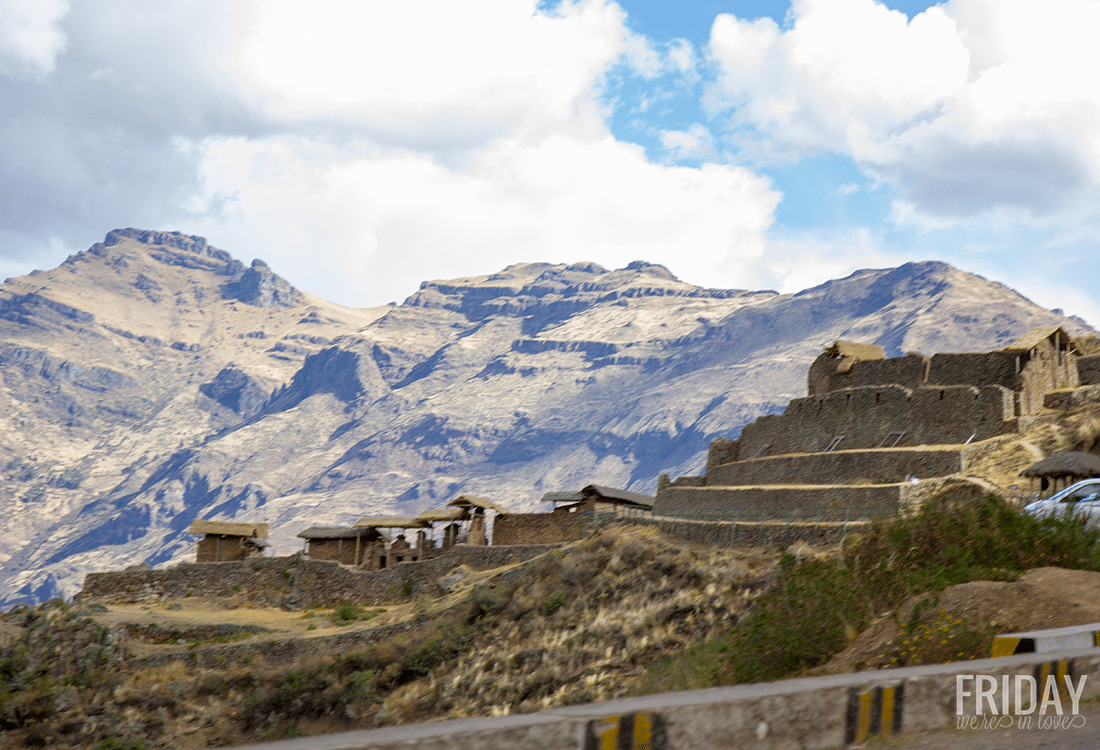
[0,229,1092,606]
[0,526,781,749]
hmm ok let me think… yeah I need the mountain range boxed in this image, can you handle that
[0,228,1090,607]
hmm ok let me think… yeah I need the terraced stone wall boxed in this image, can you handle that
[808,352,928,396]
[654,484,903,515]
[706,447,965,487]
[736,384,1014,459]
[79,544,559,608]
[1078,355,1100,386]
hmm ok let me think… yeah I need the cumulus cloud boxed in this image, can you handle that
[189,132,779,304]
[0,0,782,306]
[238,0,652,149]
[707,0,1100,223]
[0,0,69,78]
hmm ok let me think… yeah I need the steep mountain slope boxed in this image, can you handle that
[0,230,1090,606]
[0,229,386,603]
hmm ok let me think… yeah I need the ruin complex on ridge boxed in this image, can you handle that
[655,326,1097,517]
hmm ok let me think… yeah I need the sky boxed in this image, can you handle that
[2,0,1099,324]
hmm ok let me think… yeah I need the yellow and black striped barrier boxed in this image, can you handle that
[991,622,1100,657]
[845,683,904,745]
[1033,659,1075,699]
[583,710,667,750]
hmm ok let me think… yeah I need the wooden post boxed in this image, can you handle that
[355,530,362,567]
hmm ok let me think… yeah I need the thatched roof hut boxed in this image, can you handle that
[1021,451,1100,492]
[352,516,430,529]
[416,508,466,523]
[297,526,382,541]
[297,525,382,565]
[824,341,887,361]
[187,520,269,538]
[446,495,510,514]
[1003,326,1077,354]
[187,519,269,562]
[1022,452,1100,478]
[542,484,654,511]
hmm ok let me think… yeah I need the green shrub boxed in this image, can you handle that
[699,495,1100,685]
[540,591,567,618]
[331,601,363,625]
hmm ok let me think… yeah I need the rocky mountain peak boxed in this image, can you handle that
[1,237,1095,609]
[223,258,305,309]
[82,228,247,277]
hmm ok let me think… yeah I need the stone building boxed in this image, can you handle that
[297,526,383,566]
[656,327,1082,517]
[493,484,654,545]
[187,520,269,562]
[808,326,1078,417]
[446,495,511,546]
[352,517,431,570]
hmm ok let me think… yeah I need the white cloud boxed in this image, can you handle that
[707,0,1100,224]
[659,124,717,162]
[190,131,780,305]
[748,226,893,294]
[238,0,655,151]
[0,0,69,78]
[665,38,700,80]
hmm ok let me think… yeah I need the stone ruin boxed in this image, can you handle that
[656,326,1093,518]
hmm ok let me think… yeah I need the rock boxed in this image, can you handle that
[199,367,270,417]
[223,259,304,308]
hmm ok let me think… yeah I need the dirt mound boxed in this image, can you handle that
[825,567,1100,673]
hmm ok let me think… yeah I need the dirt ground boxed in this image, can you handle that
[826,567,1100,673]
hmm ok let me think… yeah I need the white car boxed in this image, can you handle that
[1023,479,1100,527]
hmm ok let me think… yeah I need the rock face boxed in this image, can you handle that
[199,367,270,418]
[223,259,305,308]
[0,231,1092,607]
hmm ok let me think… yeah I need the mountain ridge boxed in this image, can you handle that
[0,229,1091,606]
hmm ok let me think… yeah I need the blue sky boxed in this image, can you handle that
[2,0,1100,324]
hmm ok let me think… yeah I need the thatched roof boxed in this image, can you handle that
[446,495,511,514]
[824,341,886,361]
[297,526,382,540]
[352,516,430,529]
[416,508,466,523]
[1020,451,1100,479]
[541,491,583,504]
[583,484,655,508]
[1003,326,1076,353]
[187,520,269,538]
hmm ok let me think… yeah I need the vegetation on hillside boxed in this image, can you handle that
[0,527,770,748]
[642,494,1100,691]
[4,493,1099,747]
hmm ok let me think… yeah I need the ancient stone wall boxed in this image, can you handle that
[705,437,740,473]
[493,512,580,545]
[808,352,928,396]
[654,484,903,515]
[1045,384,1100,411]
[79,544,559,609]
[925,352,1019,390]
[195,535,258,563]
[1015,343,1079,415]
[736,384,1014,458]
[1078,355,1100,386]
[643,517,870,548]
[707,447,966,487]
[305,538,359,566]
